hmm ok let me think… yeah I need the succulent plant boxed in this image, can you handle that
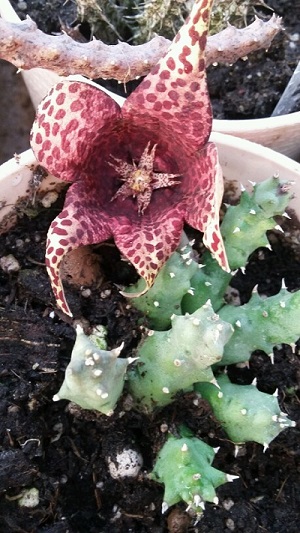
[127,302,233,412]
[219,287,300,365]
[53,325,135,415]
[182,176,293,313]
[124,244,198,330]
[195,374,296,447]
[151,427,238,514]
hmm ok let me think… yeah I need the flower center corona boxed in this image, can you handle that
[109,142,181,214]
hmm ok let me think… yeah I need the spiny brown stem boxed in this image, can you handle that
[0,15,282,83]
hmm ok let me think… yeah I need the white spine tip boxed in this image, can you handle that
[226,474,239,482]
[162,502,169,514]
[275,224,284,233]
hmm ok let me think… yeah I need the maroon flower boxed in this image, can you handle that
[30,0,229,317]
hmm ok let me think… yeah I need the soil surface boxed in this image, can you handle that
[0,1,300,532]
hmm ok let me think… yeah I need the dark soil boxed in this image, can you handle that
[0,1,300,532]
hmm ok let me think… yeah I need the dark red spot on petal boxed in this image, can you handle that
[146,93,157,103]
[56,92,66,105]
[156,82,166,92]
[55,109,66,120]
[160,70,171,80]
[71,100,84,112]
[166,58,176,71]
[35,132,42,145]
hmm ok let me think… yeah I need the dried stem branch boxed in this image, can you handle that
[0,15,282,83]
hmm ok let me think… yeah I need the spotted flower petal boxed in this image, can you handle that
[30,0,228,317]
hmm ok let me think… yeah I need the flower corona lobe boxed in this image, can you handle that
[30,0,228,316]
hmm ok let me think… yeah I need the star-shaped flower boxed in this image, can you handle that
[30,0,229,317]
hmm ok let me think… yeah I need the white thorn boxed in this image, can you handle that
[235,320,241,328]
[217,391,223,398]
[240,266,246,274]
[111,342,124,358]
[273,388,279,397]
[204,281,212,286]
[194,494,202,507]
[147,329,155,336]
[248,180,256,186]
[153,301,160,307]
[281,279,287,289]
[181,252,191,260]
[282,211,291,219]
[233,227,241,234]
[213,447,220,454]
[93,369,103,377]
[234,446,240,457]
[181,443,188,452]
[162,502,169,514]
[93,352,100,361]
[127,356,139,365]
[213,497,219,505]
[263,443,269,453]
[249,209,256,215]
[85,357,95,366]
[226,474,239,482]
[101,392,108,399]
[187,288,195,295]
[240,408,247,415]
[240,183,245,191]
[186,258,193,265]
[189,239,195,246]
[162,387,170,394]
[169,272,175,278]
[272,415,279,422]
[268,353,275,364]
[275,224,284,233]
[85,348,93,356]
[251,378,257,386]
[280,301,286,308]
[192,318,200,326]
[52,394,60,402]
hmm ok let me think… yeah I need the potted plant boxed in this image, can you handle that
[0,1,299,532]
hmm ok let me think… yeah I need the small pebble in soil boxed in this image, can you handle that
[107,447,143,479]
[0,254,20,273]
